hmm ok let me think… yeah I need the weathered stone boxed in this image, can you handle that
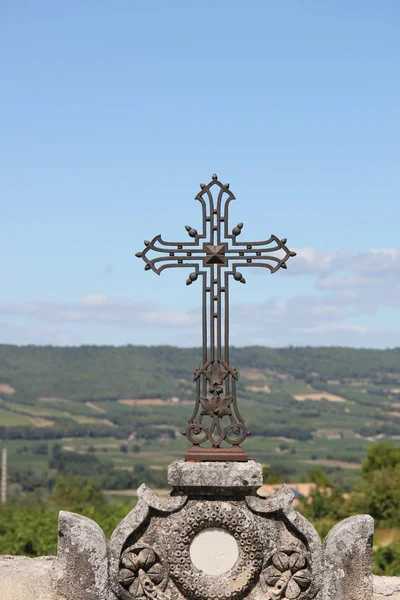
[323,514,374,600]
[0,462,391,600]
[109,484,187,600]
[374,575,400,600]
[0,555,55,600]
[136,482,187,512]
[246,484,323,600]
[167,459,263,494]
[51,510,109,600]
[166,499,264,600]
[108,473,322,600]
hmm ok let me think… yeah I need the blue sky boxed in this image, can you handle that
[1,1,399,348]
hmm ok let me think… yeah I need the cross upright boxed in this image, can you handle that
[136,174,296,461]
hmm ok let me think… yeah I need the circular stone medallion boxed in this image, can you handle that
[190,528,239,575]
[167,501,263,600]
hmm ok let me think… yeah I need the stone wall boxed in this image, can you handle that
[1,556,399,600]
[373,576,400,600]
[0,461,398,600]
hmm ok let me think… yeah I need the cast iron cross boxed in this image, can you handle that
[136,174,296,461]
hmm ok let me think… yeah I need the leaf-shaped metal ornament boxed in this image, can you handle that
[199,395,216,417]
[215,395,233,417]
[205,359,228,386]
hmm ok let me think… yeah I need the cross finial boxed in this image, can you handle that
[136,175,296,461]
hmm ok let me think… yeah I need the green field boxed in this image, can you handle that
[1,344,400,492]
[0,409,32,426]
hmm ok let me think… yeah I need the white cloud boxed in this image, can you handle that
[80,294,109,307]
[293,323,373,335]
[0,296,198,329]
[290,247,346,276]
[291,247,400,280]
[1,247,399,347]
[0,321,76,345]
[316,274,396,290]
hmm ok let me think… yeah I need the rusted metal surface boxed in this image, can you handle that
[136,174,296,460]
[184,445,248,462]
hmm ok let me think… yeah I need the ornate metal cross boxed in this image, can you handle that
[136,174,296,461]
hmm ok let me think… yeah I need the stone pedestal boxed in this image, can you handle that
[107,460,374,600]
[0,459,378,600]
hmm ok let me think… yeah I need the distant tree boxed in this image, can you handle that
[50,474,105,508]
[30,443,48,455]
[359,443,400,526]
[301,486,345,521]
[262,466,283,484]
[308,467,331,489]
[0,504,59,556]
[300,467,346,522]
[9,466,53,493]
[361,442,400,481]
[373,541,400,576]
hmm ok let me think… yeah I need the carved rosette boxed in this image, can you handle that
[262,551,311,600]
[118,546,168,600]
[166,501,263,600]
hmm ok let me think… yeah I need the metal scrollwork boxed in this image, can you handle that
[136,174,296,456]
[185,358,248,447]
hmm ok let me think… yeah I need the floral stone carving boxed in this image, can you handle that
[42,463,376,600]
[262,551,311,600]
[167,501,263,600]
[118,546,168,600]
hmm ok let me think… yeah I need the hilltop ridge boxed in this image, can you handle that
[1,344,400,486]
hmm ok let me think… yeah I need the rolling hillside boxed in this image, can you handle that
[1,344,400,488]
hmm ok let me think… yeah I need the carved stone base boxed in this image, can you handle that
[43,460,375,600]
[168,459,262,495]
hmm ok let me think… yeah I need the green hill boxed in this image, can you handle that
[1,344,400,489]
